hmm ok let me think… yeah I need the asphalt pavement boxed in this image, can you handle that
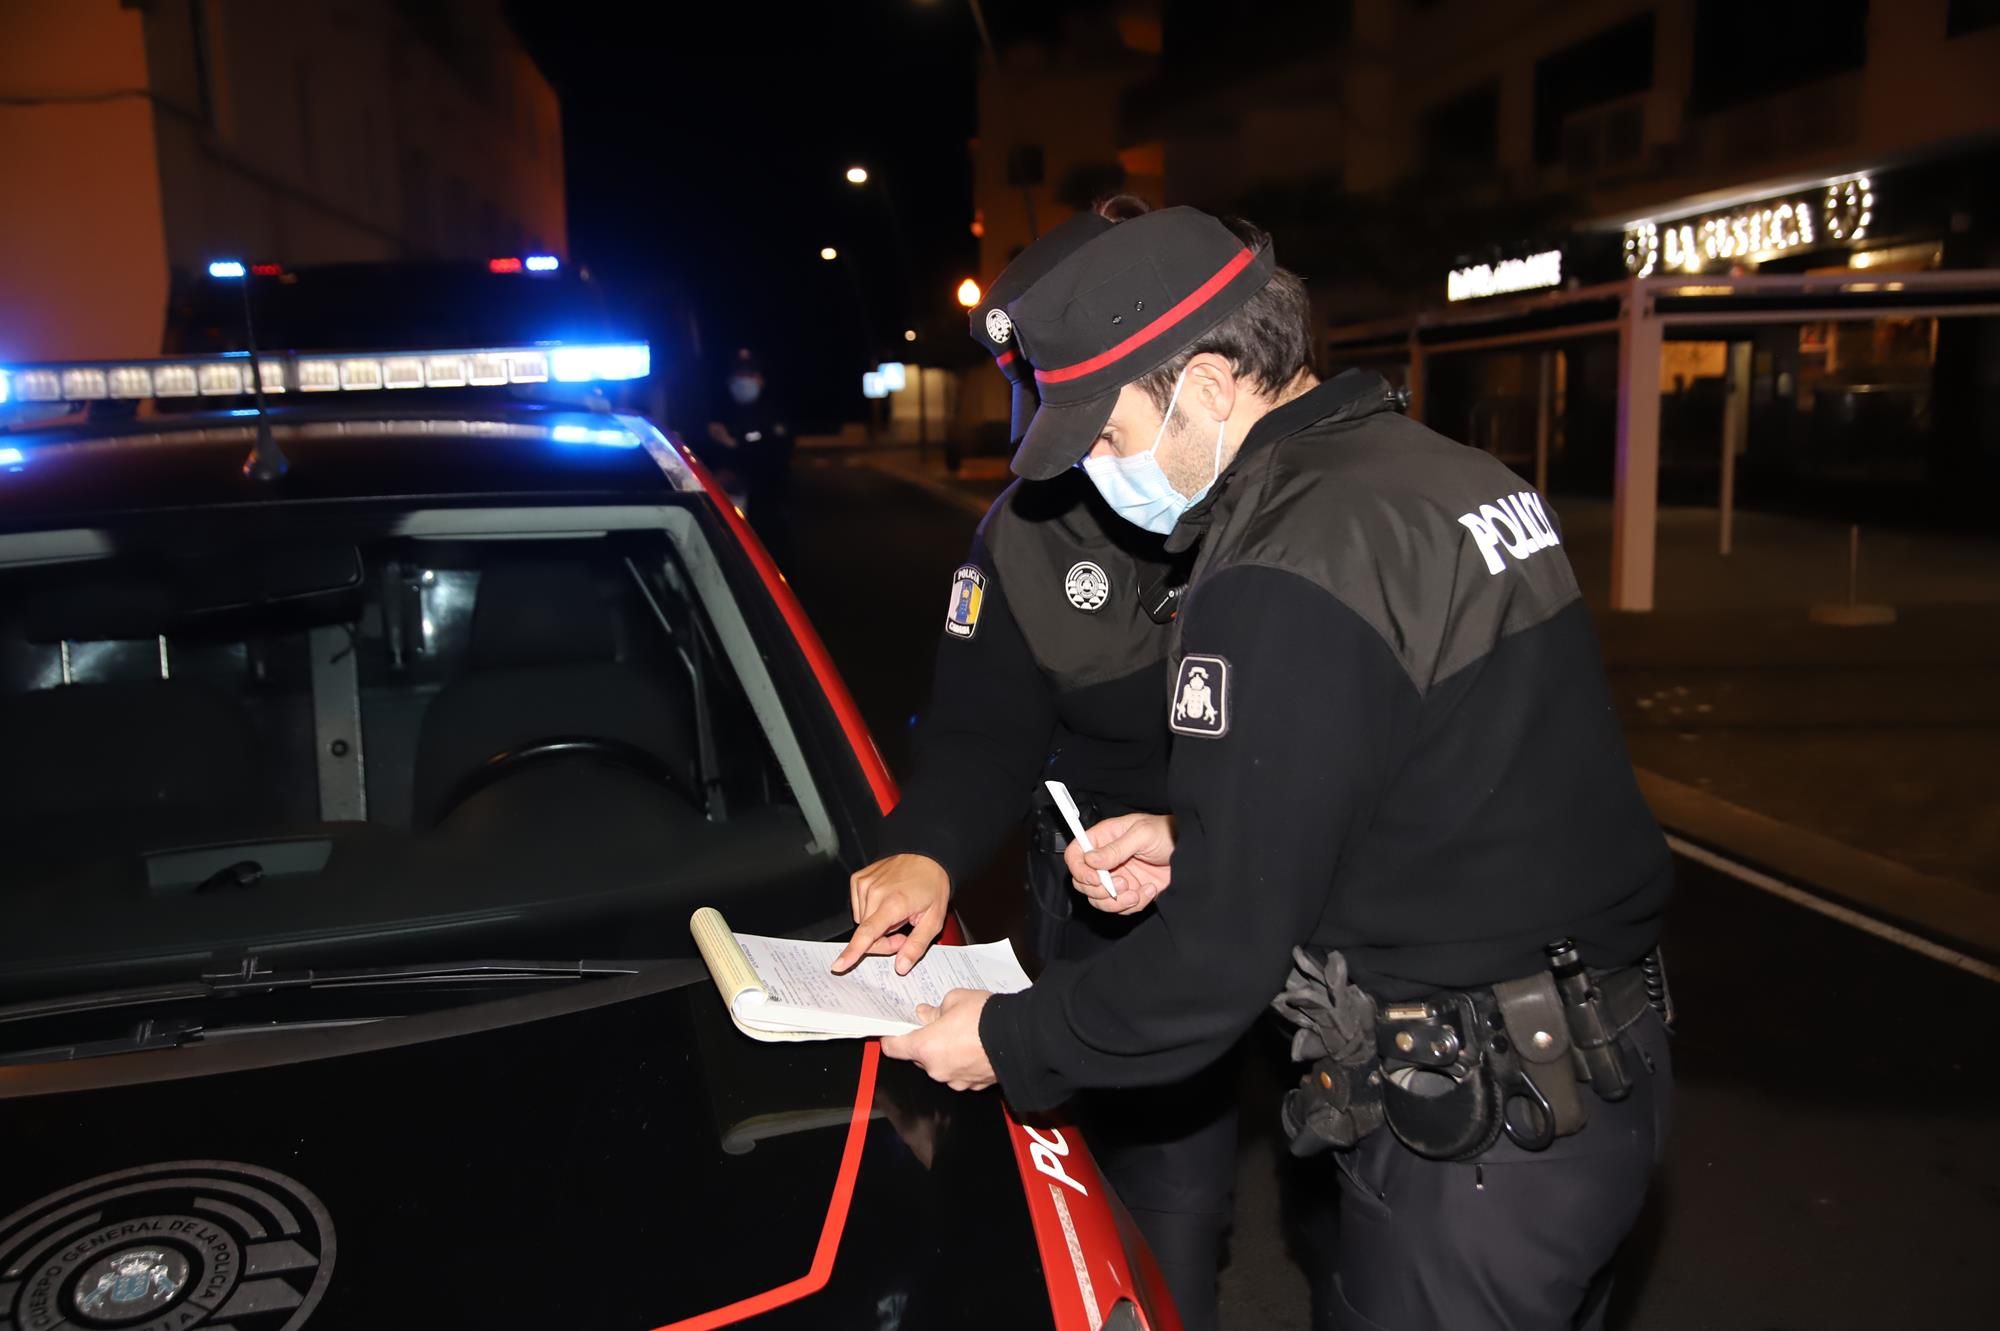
[782,457,1999,1330]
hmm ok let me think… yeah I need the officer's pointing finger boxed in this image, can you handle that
[833,899,907,973]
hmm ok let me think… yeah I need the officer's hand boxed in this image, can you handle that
[1064,812,1176,915]
[706,421,738,449]
[834,854,951,976]
[880,989,995,1092]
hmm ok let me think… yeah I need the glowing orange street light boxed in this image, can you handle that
[820,247,839,261]
[845,165,870,185]
[956,277,981,308]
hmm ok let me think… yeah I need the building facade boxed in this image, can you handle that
[962,3,1162,445]
[0,0,564,361]
[1117,0,2000,533]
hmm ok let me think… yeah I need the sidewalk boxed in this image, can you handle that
[1559,497,2000,952]
[842,446,1011,515]
[846,448,2000,953]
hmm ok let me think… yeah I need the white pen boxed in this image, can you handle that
[1045,779,1120,899]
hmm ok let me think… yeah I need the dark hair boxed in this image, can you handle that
[1136,215,1313,413]
[1093,193,1153,222]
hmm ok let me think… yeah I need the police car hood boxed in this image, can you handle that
[0,966,1061,1330]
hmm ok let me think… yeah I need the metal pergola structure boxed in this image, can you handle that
[1327,271,2000,611]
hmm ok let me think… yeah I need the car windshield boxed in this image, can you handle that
[0,500,849,1001]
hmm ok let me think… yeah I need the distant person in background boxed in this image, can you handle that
[706,350,796,566]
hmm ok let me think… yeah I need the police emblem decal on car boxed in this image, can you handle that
[945,565,986,639]
[984,308,1013,345]
[0,1160,336,1331]
[1064,561,1110,612]
[1169,654,1229,737]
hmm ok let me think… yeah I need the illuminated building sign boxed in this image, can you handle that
[1447,250,1563,301]
[1624,175,1873,277]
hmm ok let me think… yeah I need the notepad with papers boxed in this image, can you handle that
[690,907,1032,1042]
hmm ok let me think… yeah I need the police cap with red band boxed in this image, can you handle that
[1004,206,1276,481]
[969,211,1113,444]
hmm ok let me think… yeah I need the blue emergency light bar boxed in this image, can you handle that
[0,342,651,405]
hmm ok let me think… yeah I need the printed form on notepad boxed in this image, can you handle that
[734,934,1030,1031]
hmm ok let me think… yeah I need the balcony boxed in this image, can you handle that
[1685,72,1863,175]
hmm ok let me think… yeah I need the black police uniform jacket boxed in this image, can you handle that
[880,471,1184,889]
[982,371,1672,1112]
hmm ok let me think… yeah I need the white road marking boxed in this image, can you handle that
[1667,834,1999,984]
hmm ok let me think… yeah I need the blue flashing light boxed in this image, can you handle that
[551,423,640,448]
[0,447,23,466]
[524,254,560,273]
[208,260,247,279]
[550,343,650,383]
[0,368,9,405]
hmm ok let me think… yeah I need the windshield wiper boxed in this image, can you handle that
[0,1014,402,1067]
[0,1016,203,1065]
[0,958,642,1026]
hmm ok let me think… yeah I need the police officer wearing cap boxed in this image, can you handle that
[834,203,1242,1331]
[705,350,795,563]
[881,207,1675,1329]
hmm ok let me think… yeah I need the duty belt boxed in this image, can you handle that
[1274,943,1671,1162]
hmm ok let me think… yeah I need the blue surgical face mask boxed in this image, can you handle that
[1080,366,1227,535]
[727,376,761,405]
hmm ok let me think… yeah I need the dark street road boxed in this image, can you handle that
[784,457,1998,1330]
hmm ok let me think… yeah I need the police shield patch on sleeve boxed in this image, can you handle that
[1170,654,1229,737]
[944,564,986,640]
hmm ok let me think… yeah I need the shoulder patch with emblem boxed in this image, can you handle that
[944,565,986,639]
[1064,560,1110,613]
[1169,654,1229,737]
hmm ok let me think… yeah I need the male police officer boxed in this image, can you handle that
[881,207,1674,1330]
[833,206,1241,1331]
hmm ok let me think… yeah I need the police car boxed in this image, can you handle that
[0,330,1175,1329]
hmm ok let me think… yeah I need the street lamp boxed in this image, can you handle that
[845,165,870,185]
[904,329,918,342]
[820,246,839,261]
[956,278,981,308]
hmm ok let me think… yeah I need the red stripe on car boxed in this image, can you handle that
[1002,1107,1183,1331]
[679,445,900,813]
[650,1043,882,1330]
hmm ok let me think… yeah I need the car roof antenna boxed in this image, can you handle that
[230,268,288,482]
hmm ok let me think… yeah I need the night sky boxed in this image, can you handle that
[510,1,1096,430]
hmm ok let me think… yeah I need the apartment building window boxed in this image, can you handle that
[1422,85,1500,169]
[1007,145,1045,188]
[1692,0,1867,112]
[295,56,317,185]
[1534,15,1655,165]
[401,152,436,253]
[189,0,219,129]
[1947,0,2000,36]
